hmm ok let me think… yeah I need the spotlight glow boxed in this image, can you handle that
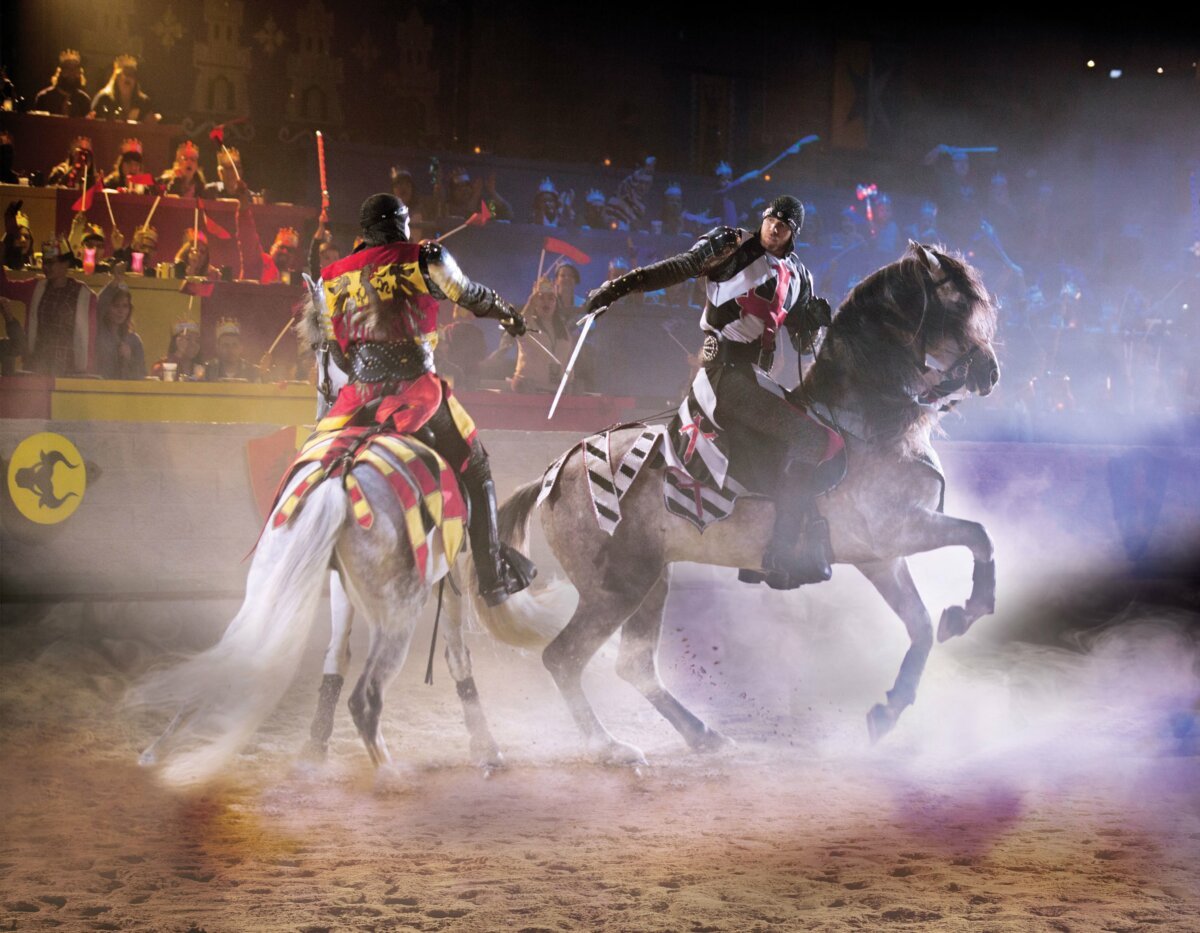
[1087,59,1095,68]
[1109,69,1122,79]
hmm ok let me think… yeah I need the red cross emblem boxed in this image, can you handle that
[669,467,707,521]
[734,261,792,350]
[678,414,716,463]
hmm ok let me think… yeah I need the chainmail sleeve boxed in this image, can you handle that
[602,225,741,303]
[418,241,509,318]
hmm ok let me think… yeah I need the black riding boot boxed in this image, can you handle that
[750,461,833,589]
[465,475,536,607]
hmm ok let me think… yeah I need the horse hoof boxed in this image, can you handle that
[937,605,971,643]
[690,727,735,753]
[596,740,648,768]
[866,703,897,743]
[474,745,505,775]
[373,764,413,796]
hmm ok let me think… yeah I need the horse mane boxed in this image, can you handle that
[803,242,996,456]
[295,278,326,351]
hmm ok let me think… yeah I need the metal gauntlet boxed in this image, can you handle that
[419,241,508,319]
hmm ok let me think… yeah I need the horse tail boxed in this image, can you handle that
[468,479,577,650]
[129,476,347,787]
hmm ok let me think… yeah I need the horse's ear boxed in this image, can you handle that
[912,241,947,283]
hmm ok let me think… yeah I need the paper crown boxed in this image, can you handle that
[113,53,138,71]
[664,182,682,198]
[585,188,605,205]
[131,225,158,247]
[71,136,93,152]
[81,221,105,242]
[272,227,300,250]
[59,49,82,65]
[714,161,732,178]
[120,138,143,157]
[175,140,200,160]
[215,317,241,339]
[217,146,241,166]
[390,165,412,182]
[172,319,200,336]
[537,177,558,196]
[14,209,30,231]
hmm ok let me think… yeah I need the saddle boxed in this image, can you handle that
[662,368,847,531]
[269,423,468,583]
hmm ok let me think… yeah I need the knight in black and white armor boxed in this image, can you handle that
[582,195,835,587]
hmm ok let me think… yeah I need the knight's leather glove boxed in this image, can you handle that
[497,301,526,337]
[581,281,619,318]
[802,296,832,330]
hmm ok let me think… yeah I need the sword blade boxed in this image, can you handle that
[547,312,596,420]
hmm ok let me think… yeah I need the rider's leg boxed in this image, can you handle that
[712,365,833,584]
[423,398,536,606]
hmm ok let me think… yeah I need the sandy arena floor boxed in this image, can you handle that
[2,568,1199,933]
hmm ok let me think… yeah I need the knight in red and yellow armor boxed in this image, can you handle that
[309,193,534,605]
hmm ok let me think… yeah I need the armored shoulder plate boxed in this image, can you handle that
[418,239,503,317]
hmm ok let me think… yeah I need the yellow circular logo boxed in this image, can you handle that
[6,433,87,524]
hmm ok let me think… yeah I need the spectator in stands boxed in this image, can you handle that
[579,189,606,230]
[443,167,512,222]
[110,225,159,277]
[152,320,204,380]
[67,212,113,273]
[204,146,259,200]
[308,221,340,277]
[47,136,95,188]
[160,141,206,198]
[0,238,96,375]
[32,50,91,118]
[603,156,655,231]
[984,172,1020,248]
[871,192,900,259]
[554,263,581,311]
[437,305,488,391]
[234,183,302,283]
[173,228,222,280]
[3,201,34,270]
[90,54,158,123]
[94,263,146,379]
[906,200,941,243]
[103,138,151,191]
[532,178,562,227]
[661,182,687,236]
[0,295,26,375]
[607,255,630,281]
[204,317,259,381]
[509,278,569,394]
[390,166,424,222]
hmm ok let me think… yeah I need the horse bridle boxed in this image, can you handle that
[915,345,981,408]
[914,253,984,409]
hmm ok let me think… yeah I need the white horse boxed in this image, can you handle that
[132,293,513,786]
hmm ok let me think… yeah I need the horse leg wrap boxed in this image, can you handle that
[966,559,996,614]
[456,677,480,703]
